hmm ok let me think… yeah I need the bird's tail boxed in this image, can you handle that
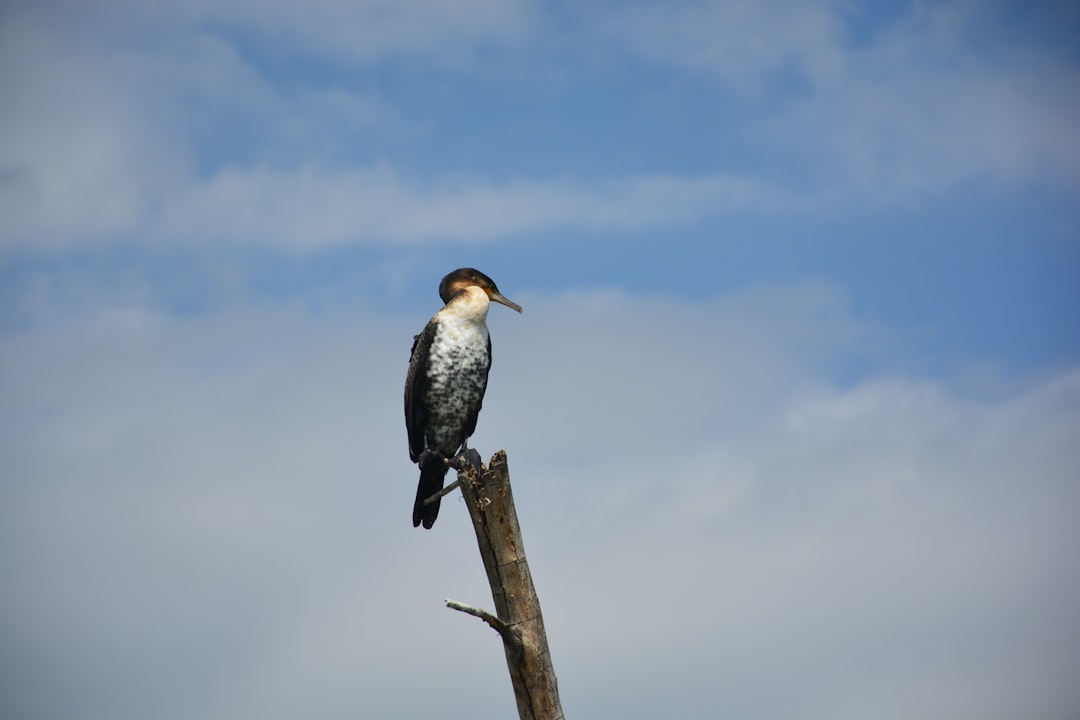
[413,452,448,529]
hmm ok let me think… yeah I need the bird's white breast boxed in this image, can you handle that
[429,309,490,382]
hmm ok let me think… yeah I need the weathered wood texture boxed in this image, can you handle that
[455,450,564,720]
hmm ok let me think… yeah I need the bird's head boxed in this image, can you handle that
[438,268,523,313]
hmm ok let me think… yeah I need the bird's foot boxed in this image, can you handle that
[450,447,483,475]
[419,448,446,468]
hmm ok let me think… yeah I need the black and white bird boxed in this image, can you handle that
[404,268,522,528]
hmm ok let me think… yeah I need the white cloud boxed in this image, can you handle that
[2,285,1077,719]
[5,0,1076,257]
[0,1,794,254]
[0,14,181,248]
[196,0,533,62]
[153,166,796,249]
[607,0,1080,198]
[783,3,1080,198]
[10,0,532,63]
[603,0,847,89]
[0,0,530,253]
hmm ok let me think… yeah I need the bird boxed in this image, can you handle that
[404,268,522,528]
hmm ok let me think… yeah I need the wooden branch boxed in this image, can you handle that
[422,478,461,506]
[445,599,523,662]
[452,450,564,720]
[445,598,507,630]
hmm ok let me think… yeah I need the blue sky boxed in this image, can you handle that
[2,1,1079,719]
[3,1,1077,372]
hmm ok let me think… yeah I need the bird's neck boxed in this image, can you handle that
[441,286,490,325]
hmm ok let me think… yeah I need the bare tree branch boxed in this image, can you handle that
[422,478,461,506]
[451,451,564,720]
[445,599,523,661]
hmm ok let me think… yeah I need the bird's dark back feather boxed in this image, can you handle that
[404,319,438,462]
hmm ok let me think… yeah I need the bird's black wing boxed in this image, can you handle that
[404,319,437,462]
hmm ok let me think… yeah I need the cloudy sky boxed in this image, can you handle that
[2,1,1079,718]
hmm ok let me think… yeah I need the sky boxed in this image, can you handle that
[1,1,1078,718]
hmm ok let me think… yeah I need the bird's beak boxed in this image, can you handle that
[489,291,523,313]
